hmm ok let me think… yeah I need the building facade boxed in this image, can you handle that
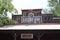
[12,9,54,24]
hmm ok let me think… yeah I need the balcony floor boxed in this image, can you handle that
[0,23,60,30]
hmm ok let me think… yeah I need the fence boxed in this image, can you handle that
[21,16,42,24]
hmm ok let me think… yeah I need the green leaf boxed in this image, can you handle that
[49,0,60,17]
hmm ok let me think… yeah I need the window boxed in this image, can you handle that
[21,34,33,39]
[28,13,34,17]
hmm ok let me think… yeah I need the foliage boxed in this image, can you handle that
[0,20,3,26]
[8,19,18,25]
[0,17,18,26]
[49,0,60,17]
[2,17,17,24]
[0,0,18,26]
[0,0,18,16]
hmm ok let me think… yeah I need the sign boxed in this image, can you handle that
[21,34,33,39]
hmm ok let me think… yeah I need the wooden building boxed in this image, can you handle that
[0,30,60,40]
[12,9,54,24]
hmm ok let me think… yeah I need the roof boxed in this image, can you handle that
[53,17,60,19]
[12,14,22,16]
[21,9,42,11]
[42,13,53,14]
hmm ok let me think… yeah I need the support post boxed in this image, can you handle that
[38,33,44,40]
[14,33,16,40]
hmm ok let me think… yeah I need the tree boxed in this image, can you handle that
[0,0,18,16]
[0,0,18,26]
[49,0,60,17]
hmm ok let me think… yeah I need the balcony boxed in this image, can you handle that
[21,16,42,24]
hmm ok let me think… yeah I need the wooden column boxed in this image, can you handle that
[38,33,44,40]
[14,33,16,40]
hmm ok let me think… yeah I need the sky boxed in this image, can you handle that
[8,0,49,18]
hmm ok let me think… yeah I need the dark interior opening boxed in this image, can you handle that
[41,33,60,40]
[0,31,60,40]
[0,33,14,40]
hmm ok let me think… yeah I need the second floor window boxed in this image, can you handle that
[28,13,34,17]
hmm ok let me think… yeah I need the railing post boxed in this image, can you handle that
[41,16,42,23]
[14,33,16,40]
[38,33,44,40]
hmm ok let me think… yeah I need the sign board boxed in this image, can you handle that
[21,34,33,39]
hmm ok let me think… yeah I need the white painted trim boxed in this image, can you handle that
[53,17,60,19]
[21,33,33,39]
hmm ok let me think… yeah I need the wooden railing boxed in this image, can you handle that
[21,16,42,24]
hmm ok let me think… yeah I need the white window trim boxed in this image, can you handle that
[21,33,33,39]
